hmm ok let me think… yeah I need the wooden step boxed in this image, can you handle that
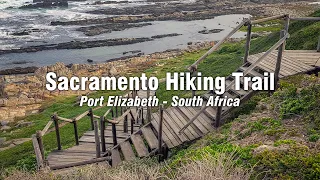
[120,141,136,161]
[172,107,202,138]
[111,149,121,167]
[105,125,140,132]
[238,66,264,78]
[177,106,209,134]
[229,88,247,96]
[151,113,175,148]
[84,131,129,139]
[141,126,158,150]
[131,134,149,157]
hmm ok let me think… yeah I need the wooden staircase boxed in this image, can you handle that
[107,49,317,168]
[31,14,320,171]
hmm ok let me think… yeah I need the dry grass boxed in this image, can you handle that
[4,152,251,180]
[173,152,252,180]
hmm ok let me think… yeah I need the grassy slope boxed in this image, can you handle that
[168,74,320,179]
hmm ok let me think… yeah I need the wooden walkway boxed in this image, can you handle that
[46,49,319,169]
[47,90,155,169]
[108,49,318,167]
[35,15,320,171]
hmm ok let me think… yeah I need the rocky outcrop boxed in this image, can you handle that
[0,67,38,75]
[77,23,153,36]
[20,0,68,9]
[0,34,182,55]
[198,29,224,34]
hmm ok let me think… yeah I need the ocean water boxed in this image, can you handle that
[0,0,249,70]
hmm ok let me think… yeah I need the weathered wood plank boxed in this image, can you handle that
[141,126,159,150]
[166,109,195,140]
[131,134,149,157]
[162,110,189,143]
[111,149,122,167]
[177,107,209,134]
[187,107,214,131]
[151,114,174,148]
[171,107,202,138]
[120,141,136,161]
[152,113,178,148]
[238,67,264,78]
[153,113,182,146]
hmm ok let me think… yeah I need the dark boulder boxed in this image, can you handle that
[198,29,223,34]
[12,30,29,36]
[20,1,68,9]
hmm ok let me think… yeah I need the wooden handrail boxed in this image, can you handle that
[93,114,100,119]
[74,110,90,121]
[103,109,111,118]
[225,32,290,91]
[188,19,248,70]
[55,116,73,122]
[107,109,132,124]
[290,17,320,21]
[179,32,290,134]
[41,120,53,135]
[251,14,287,24]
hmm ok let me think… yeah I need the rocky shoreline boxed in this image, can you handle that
[51,1,316,27]
[0,33,181,56]
[77,22,153,36]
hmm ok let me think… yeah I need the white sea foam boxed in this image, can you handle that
[309,2,320,5]
[0,0,28,10]
[0,12,12,18]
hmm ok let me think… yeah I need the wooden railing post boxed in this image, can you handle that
[115,106,118,117]
[130,112,134,134]
[191,66,197,97]
[36,131,45,161]
[141,107,145,124]
[100,116,106,153]
[317,36,320,52]
[274,30,286,88]
[215,106,222,128]
[284,14,290,49]
[94,120,101,158]
[158,104,164,162]
[32,134,44,170]
[73,120,79,146]
[124,114,128,133]
[112,123,117,146]
[110,109,117,146]
[52,113,61,150]
[89,108,94,130]
[244,21,252,64]
[111,108,114,118]
[147,87,152,123]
